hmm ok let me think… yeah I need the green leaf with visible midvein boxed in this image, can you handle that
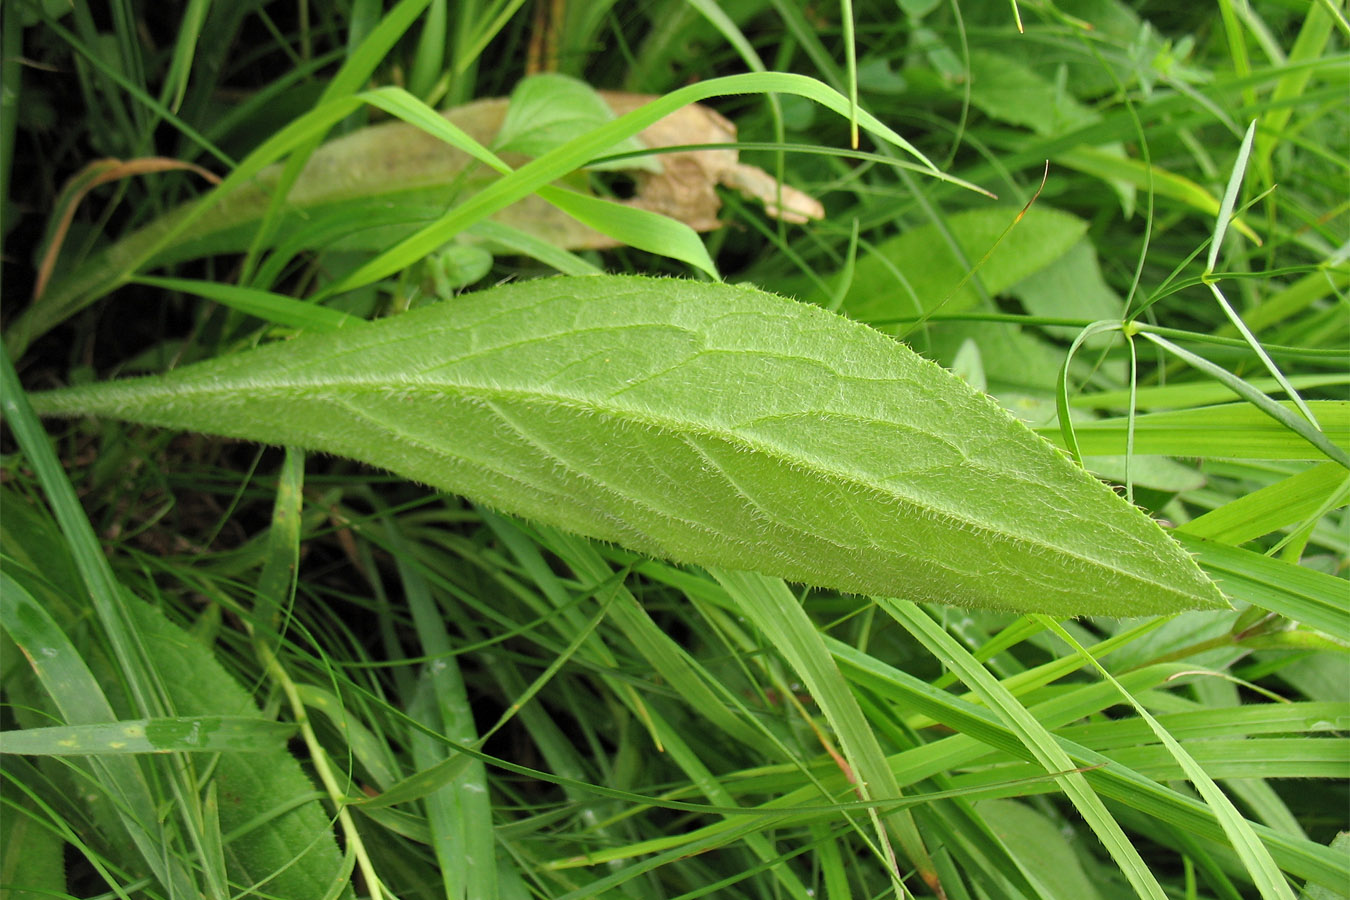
[29,275,1224,616]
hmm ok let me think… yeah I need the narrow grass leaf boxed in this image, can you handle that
[1141,332,1343,465]
[536,528,765,750]
[133,275,351,332]
[407,0,447,100]
[0,572,195,897]
[1039,619,1296,900]
[1174,535,1350,640]
[386,516,498,900]
[29,276,1223,616]
[536,185,717,278]
[1206,121,1256,273]
[1178,462,1350,545]
[1069,374,1349,411]
[1103,739,1349,781]
[0,717,297,756]
[1055,146,1260,242]
[241,0,433,280]
[1037,399,1350,462]
[1202,282,1321,429]
[1057,320,1126,466]
[467,220,603,275]
[710,568,931,895]
[320,71,983,295]
[828,639,1348,891]
[881,601,1169,900]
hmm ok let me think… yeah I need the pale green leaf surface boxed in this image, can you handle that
[30,275,1223,616]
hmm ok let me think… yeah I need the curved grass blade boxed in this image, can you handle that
[711,568,934,896]
[1137,333,1348,468]
[132,275,352,332]
[1038,619,1296,900]
[882,602,1170,900]
[320,71,986,296]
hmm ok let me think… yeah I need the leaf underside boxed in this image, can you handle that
[31,275,1224,617]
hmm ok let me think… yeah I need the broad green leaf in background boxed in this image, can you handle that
[494,73,655,171]
[29,275,1224,617]
[829,205,1088,327]
[964,50,1097,136]
[1,569,350,899]
[120,596,353,899]
[976,799,1106,900]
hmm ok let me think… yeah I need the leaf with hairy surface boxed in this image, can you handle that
[29,275,1224,616]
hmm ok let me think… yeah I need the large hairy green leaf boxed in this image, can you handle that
[30,276,1224,616]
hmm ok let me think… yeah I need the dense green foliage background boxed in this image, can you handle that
[1,1,1346,898]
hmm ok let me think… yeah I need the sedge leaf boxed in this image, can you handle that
[29,276,1224,617]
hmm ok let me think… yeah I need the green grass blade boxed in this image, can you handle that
[133,275,352,332]
[880,601,1170,900]
[536,185,718,278]
[1138,333,1346,466]
[1178,462,1350,545]
[829,639,1348,891]
[709,568,934,895]
[1206,120,1257,274]
[385,516,498,900]
[1174,535,1350,640]
[0,717,297,756]
[0,572,197,897]
[320,71,982,296]
[1037,399,1350,462]
[241,0,434,281]
[1039,619,1296,900]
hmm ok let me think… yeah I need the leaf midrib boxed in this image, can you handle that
[52,374,1199,599]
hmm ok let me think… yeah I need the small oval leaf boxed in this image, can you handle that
[30,276,1225,616]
